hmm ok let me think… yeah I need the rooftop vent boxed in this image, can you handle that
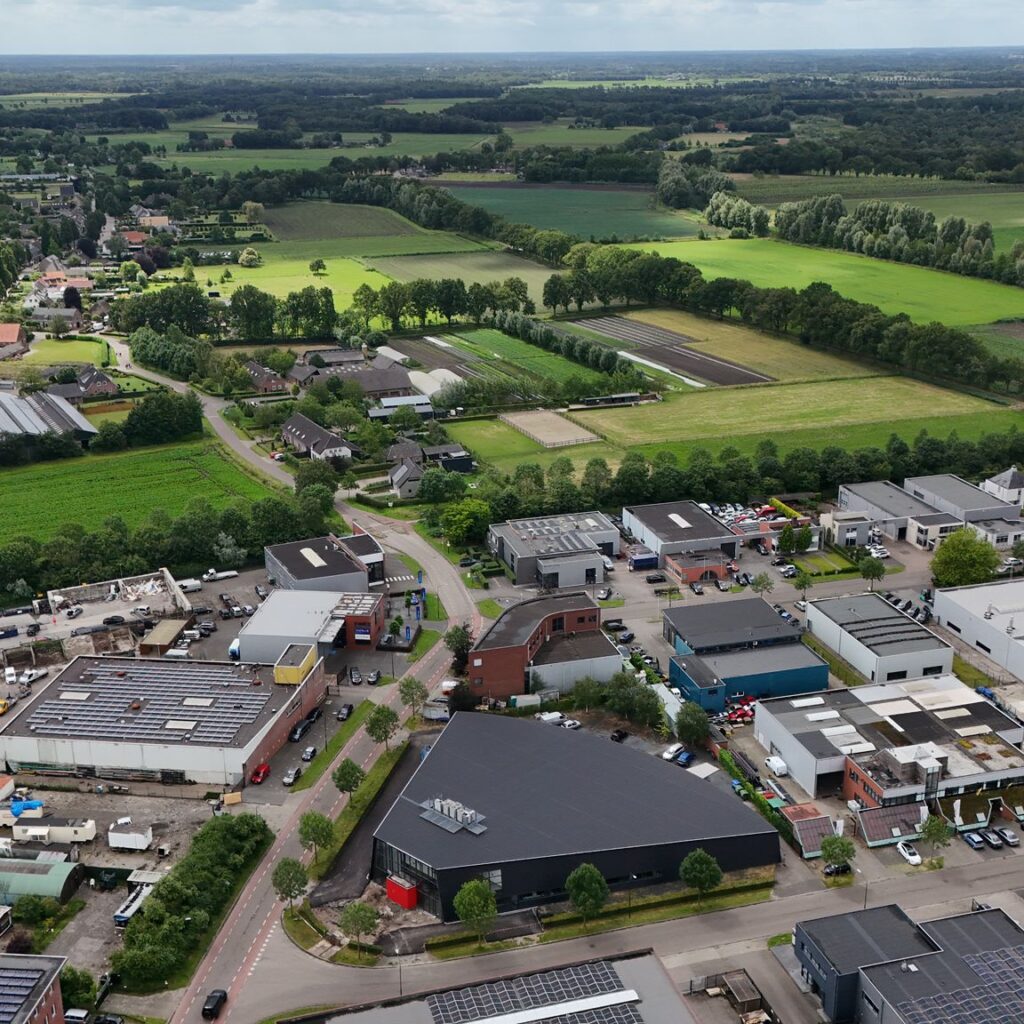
[419,796,487,835]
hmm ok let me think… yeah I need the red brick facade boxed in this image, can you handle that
[344,597,386,647]
[841,756,884,808]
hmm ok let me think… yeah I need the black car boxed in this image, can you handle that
[458,556,479,568]
[305,706,323,724]
[94,1015,125,1024]
[742,573,754,586]
[102,615,126,625]
[603,620,625,632]
[609,729,629,743]
[900,599,914,612]
[26,622,41,636]
[823,862,852,877]
[689,581,704,595]
[202,991,227,1020]
[289,719,312,742]
[883,592,896,603]
[619,631,635,643]
[192,605,213,616]
[336,703,354,721]
[645,573,666,584]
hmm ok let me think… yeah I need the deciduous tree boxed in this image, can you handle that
[298,811,335,865]
[339,902,379,959]
[680,848,723,906]
[332,758,365,797]
[453,879,497,945]
[930,528,1001,587]
[366,704,400,750]
[566,863,609,927]
[272,857,308,907]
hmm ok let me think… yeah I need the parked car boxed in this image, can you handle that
[288,720,312,742]
[597,587,612,600]
[458,556,478,568]
[646,573,666,584]
[335,703,354,721]
[603,620,625,632]
[674,750,695,768]
[689,581,704,595]
[282,767,302,787]
[255,585,269,600]
[741,573,754,586]
[193,605,213,616]
[65,606,84,619]
[301,745,317,762]
[962,831,986,851]
[231,606,243,618]
[715,579,731,592]
[560,719,582,730]
[18,668,47,685]
[884,592,897,603]
[25,623,40,637]
[824,862,852,876]
[367,670,381,685]
[202,992,227,1021]
[980,829,1004,849]
[887,593,902,604]
[896,841,922,866]
[242,604,256,616]
[661,743,683,761]
[609,729,629,743]
[102,615,126,626]
[618,631,635,643]
[900,599,914,612]
[795,600,807,612]
[305,706,323,724]
[997,827,1020,847]
[249,763,270,784]
[349,668,363,685]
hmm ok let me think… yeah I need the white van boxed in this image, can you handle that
[535,711,566,725]
[440,680,459,695]
[182,629,202,641]
[602,556,615,572]
[764,756,789,777]
[65,1011,90,1024]
[228,638,241,660]
[164,648,191,660]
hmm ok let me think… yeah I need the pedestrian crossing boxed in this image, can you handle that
[386,573,415,584]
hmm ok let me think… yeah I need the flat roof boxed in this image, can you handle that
[491,512,616,559]
[937,579,1024,641]
[758,675,1023,780]
[624,501,732,543]
[664,598,797,650]
[373,713,777,870]
[912,511,962,526]
[675,643,825,689]
[277,644,313,667]
[0,954,65,1024]
[2,656,306,749]
[841,481,938,519]
[972,517,1024,534]
[140,619,188,647]
[905,474,1018,514]
[810,593,950,656]
[239,590,382,641]
[800,905,934,975]
[474,594,598,651]
[531,630,621,666]
[266,535,365,580]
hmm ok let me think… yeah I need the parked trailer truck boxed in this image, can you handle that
[176,578,203,593]
[201,569,239,582]
[113,883,154,928]
[108,817,153,852]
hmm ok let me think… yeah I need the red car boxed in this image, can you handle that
[250,763,270,784]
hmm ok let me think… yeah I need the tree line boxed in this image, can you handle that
[771,193,1024,287]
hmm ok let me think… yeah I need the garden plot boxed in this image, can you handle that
[500,410,599,448]
[573,316,773,385]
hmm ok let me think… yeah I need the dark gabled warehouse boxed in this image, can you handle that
[371,713,780,922]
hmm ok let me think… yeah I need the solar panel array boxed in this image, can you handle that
[0,968,43,1024]
[896,945,1024,1024]
[427,962,624,1024]
[27,661,272,746]
[539,1007,643,1024]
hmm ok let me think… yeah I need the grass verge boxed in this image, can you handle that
[291,701,373,792]
[308,741,409,881]
[31,898,85,952]
[282,906,322,950]
[427,935,523,960]
[407,629,442,664]
[476,598,504,619]
[598,598,626,608]
[953,654,998,690]
[767,932,792,948]
[802,633,868,687]
[330,946,381,966]
[423,593,447,620]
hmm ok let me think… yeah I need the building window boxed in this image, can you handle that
[482,869,502,891]
[472,678,483,686]
[577,616,586,624]
[473,657,482,667]
[849,770,859,782]
[976,641,992,654]
[863,993,880,1014]
[947,621,961,633]
[996,536,1009,545]
[551,616,564,632]
[886,670,908,681]
[923,665,944,675]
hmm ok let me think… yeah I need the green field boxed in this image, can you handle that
[443,185,701,240]
[503,122,645,149]
[0,91,134,108]
[23,338,110,366]
[262,203,421,240]
[882,192,1024,252]
[368,250,557,305]
[0,442,277,543]
[379,98,479,113]
[625,238,1024,326]
[445,329,604,386]
[575,376,997,449]
[623,309,883,381]
[516,78,704,90]
[970,322,1024,361]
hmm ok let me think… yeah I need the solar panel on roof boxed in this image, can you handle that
[0,969,43,1024]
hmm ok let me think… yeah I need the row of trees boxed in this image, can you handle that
[704,191,771,237]
[90,390,203,451]
[773,194,1024,287]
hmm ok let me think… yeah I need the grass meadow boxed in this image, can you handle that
[621,309,885,381]
[0,442,276,543]
[732,173,1024,206]
[262,203,423,240]
[444,329,605,386]
[502,122,646,148]
[442,185,702,240]
[23,338,111,366]
[885,192,1024,252]
[624,238,1024,326]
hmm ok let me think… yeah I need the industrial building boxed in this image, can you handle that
[621,501,738,564]
[0,391,97,442]
[753,675,1024,838]
[469,593,620,698]
[795,903,1024,1024]
[265,530,384,591]
[0,954,66,1024]
[487,512,619,588]
[0,654,327,786]
[236,589,385,665]
[321,955,704,1024]
[932,580,1024,682]
[371,713,780,922]
[904,474,1020,523]
[806,594,953,683]
[664,599,828,712]
[0,861,83,904]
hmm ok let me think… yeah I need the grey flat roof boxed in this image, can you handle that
[905,474,1018,514]
[674,644,823,690]
[912,511,961,526]
[277,644,313,667]
[240,590,381,640]
[3,656,301,748]
[373,714,777,870]
[664,598,796,650]
[339,533,384,558]
[842,481,937,519]
[491,512,616,559]
[972,517,1024,534]
[531,630,621,666]
[267,536,364,580]
[474,594,597,651]
[624,501,732,543]
[810,594,949,655]
[800,905,934,975]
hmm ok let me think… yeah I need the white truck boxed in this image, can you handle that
[176,578,203,593]
[201,568,239,583]
[108,817,153,851]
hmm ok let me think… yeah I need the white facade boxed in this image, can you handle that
[754,703,843,797]
[933,581,1024,682]
[982,468,1024,507]
[528,652,621,694]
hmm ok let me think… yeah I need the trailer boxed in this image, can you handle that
[113,882,153,928]
[201,568,239,582]
[108,817,153,852]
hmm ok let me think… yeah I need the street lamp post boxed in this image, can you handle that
[856,868,869,910]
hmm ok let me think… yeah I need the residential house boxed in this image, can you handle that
[244,360,287,394]
[0,324,29,360]
[281,413,358,462]
[981,466,1024,507]
[390,459,424,499]
[29,307,83,331]
[44,367,119,406]
[422,442,473,474]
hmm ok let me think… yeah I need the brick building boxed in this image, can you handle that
[0,954,65,1024]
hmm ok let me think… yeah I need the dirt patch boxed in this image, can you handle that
[500,409,599,447]
[578,316,774,385]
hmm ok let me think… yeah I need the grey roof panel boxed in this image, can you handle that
[474,594,597,651]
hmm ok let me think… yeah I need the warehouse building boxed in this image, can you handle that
[265,529,384,591]
[837,480,955,546]
[469,593,620,698]
[795,903,1024,1024]
[664,599,828,712]
[487,512,619,588]
[932,580,1024,682]
[236,589,385,665]
[0,861,83,904]
[754,675,1024,814]
[904,474,1019,523]
[0,391,97,442]
[621,501,738,565]
[371,713,780,921]
[0,654,327,786]
[0,954,66,1024]
[805,594,953,683]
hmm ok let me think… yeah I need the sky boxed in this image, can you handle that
[1,0,1021,54]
